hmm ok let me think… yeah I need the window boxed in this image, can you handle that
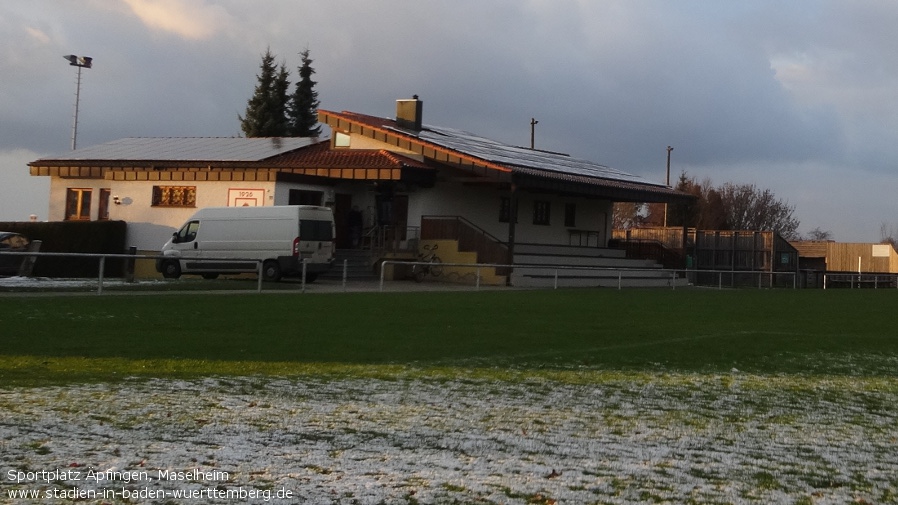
[499,197,518,223]
[98,189,111,220]
[65,188,92,220]
[533,200,551,226]
[334,131,351,148]
[173,221,200,243]
[564,203,576,227]
[152,186,196,207]
[289,189,323,206]
[499,197,510,223]
[300,220,334,241]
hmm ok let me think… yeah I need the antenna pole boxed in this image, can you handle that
[530,118,538,149]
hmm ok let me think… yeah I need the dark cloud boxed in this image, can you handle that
[2,0,897,240]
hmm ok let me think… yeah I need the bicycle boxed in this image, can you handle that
[412,243,443,282]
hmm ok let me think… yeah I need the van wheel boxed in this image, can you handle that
[201,273,219,280]
[161,260,181,279]
[262,260,281,282]
[304,273,318,283]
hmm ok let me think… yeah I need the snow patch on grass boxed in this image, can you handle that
[1,374,897,504]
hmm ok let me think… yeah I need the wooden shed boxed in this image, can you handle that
[791,241,898,274]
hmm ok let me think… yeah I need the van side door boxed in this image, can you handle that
[171,220,202,268]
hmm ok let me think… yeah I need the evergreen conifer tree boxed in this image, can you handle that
[239,48,291,137]
[288,49,322,137]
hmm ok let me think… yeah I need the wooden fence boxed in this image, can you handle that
[613,227,798,272]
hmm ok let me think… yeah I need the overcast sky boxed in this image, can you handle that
[2,0,896,242]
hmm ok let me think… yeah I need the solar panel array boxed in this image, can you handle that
[37,137,320,162]
[389,124,664,187]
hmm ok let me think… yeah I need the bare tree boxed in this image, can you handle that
[718,182,799,239]
[660,172,800,238]
[804,227,833,241]
[612,202,648,229]
[880,223,898,250]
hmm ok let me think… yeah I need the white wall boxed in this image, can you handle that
[46,175,388,252]
[48,177,278,251]
[46,168,614,252]
[338,131,613,245]
[406,181,613,245]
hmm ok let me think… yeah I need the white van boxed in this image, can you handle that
[156,205,335,282]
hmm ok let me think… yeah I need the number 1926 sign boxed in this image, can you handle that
[228,188,264,207]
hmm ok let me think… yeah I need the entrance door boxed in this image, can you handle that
[375,193,409,248]
[393,195,408,240]
[334,193,352,249]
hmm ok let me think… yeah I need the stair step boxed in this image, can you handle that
[514,243,626,258]
[321,250,378,280]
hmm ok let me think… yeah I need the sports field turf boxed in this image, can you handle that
[1,288,895,384]
[2,289,897,504]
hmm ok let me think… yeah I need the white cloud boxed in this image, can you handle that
[24,26,50,45]
[121,0,232,40]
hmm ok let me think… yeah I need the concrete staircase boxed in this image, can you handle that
[321,244,688,289]
[510,243,687,288]
[319,249,377,281]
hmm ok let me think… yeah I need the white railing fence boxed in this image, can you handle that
[377,260,799,292]
[14,251,894,294]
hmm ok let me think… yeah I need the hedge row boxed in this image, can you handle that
[0,221,128,277]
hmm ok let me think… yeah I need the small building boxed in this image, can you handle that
[28,97,692,285]
[791,240,898,288]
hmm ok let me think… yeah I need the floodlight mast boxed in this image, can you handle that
[64,55,93,150]
[664,145,673,227]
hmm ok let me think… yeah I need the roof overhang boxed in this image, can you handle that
[320,109,694,204]
[511,167,694,203]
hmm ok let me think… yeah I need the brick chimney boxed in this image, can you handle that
[396,95,423,131]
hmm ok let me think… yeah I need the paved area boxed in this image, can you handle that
[0,275,513,296]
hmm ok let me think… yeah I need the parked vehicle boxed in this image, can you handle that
[412,243,443,282]
[0,232,31,276]
[156,206,335,282]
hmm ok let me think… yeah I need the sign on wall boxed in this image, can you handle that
[228,188,264,207]
[872,244,891,258]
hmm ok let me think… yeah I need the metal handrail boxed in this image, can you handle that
[367,225,420,253]
[0,251,319,295]
[421,215,509,269]
[421,215,507,247]
[378,259,798,291]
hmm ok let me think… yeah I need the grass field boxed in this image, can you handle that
[2,288,897,384]
[2,288,897,504]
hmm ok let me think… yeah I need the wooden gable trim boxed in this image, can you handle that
[33,155,414,184]
[30,166,105,179]
[320,110,511,175]
[97,167,277,182]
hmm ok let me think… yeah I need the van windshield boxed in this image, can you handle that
[175,221,200,243]
[300,220,333,241]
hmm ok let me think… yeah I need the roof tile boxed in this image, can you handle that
[268,141,431,169]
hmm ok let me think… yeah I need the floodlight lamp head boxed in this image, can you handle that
[64,55,92,68]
